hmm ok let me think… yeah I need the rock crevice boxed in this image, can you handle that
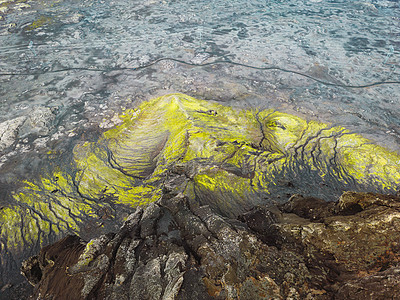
[22,191,400,299]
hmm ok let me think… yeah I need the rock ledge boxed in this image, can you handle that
[22,191,400,299]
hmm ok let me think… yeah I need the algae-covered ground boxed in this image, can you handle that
[0,0,400,295]
[1,93,400,290]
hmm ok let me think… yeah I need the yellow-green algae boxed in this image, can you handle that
[1,93,400,269]
[0,0,29,14]
[24,15,53,31]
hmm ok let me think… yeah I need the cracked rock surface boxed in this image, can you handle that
[21,191,400,300]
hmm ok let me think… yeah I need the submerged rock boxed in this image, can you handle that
[0,106,55,153]
[2,93,400,289]
[17,106,55,138]
[0,116,26,152]
[21,191,400,299]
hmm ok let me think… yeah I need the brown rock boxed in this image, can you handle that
[21,192,400,299]
[336,266,400,300]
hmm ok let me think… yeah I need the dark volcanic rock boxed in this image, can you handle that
[336,266,400,299]
[22,191,400,299]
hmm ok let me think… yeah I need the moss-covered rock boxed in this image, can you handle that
[1,93,400,288]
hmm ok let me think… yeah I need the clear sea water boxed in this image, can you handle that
[0,0,399,295]
[0,0,399,175]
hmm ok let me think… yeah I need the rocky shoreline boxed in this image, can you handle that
[20,190,400,299]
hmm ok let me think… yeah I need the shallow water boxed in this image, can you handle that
[0,0,400,293]
[1,0,399,168]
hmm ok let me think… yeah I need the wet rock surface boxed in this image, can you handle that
[0,105,56,167]
[2,93,400,294]
[21,191,400,300]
